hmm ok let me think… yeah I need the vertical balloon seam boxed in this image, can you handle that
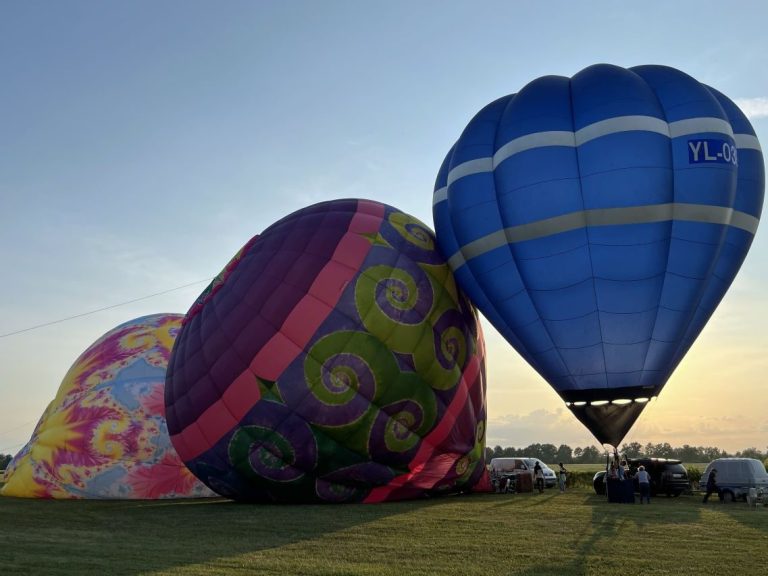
[637,76,736,398]
[451,97,552,375]
[630,68,675,398]
[567,74,607,396]
[494,88,582,394]
[688,89,764,350]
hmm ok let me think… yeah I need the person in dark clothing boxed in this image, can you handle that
[533,461,544,493]
[702,468,722,503]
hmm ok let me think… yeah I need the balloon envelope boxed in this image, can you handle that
[165,199,487,503]
[2,314,216,499]
[433,64,764,446]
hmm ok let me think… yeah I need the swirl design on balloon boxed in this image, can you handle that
[228,404,317,484]
[433,309,469,374]
[382,400,424,453]
[382,212,443,266]
[362,264,433,326]
[229,426,305,483]
[368,398,435,466]
[286,332,384,427]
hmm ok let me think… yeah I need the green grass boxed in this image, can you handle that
[1,489,766,575]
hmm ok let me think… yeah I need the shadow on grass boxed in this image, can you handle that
[0,494,444,575]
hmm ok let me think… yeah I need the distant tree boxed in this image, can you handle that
[675,444,701,462]
[735,447,765,460]
[0,453,11,470]
[539,443,558,463]
[620,442,642,458]
[519,443,558,462]
[578,445,603,464]
[484,447,495,463]
[555,444,572,464]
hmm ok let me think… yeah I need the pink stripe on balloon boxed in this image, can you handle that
[363,355,483,503]
[172,200,385,461]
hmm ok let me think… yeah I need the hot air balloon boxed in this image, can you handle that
[432,64,764,447]
[165,199,487,503]
[1,314,216,499]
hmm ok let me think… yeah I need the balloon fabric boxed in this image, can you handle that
[1,314,216,499]
[432,64,764,447]
[165,199,487,503]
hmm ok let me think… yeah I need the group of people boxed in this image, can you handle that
[607,456,651,504]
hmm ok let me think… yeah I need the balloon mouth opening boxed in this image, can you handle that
[565,397,654,407]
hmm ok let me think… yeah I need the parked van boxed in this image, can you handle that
[488,458,534,492]
[700,458,768,502]
[488,457,529,476]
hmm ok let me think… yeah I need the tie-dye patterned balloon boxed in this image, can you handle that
[165,199,488,503]
[1,314,216,499]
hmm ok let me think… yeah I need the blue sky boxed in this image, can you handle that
[2,1,767,456]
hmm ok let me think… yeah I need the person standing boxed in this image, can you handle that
[636,465,651,504]
[702,468,721,503]
[533,461,544,493]
[558,463,568,492]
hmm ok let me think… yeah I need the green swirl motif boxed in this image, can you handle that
[229,425,303,483]
[303,330,438,459]
[388,212,435,252]
[355,262,469,391]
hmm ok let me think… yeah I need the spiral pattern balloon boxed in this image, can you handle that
[165,199,487,503]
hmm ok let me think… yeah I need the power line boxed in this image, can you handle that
[0,418,40,439]
[0,278,213,339]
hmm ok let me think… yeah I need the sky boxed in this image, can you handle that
[1,1,767,457]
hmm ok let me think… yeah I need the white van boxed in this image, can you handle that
[488,457,530,476]
[700,458,768,502]
[488,457,557,488]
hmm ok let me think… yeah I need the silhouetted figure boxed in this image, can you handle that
[702,468,722,503]
[636,465,651,504]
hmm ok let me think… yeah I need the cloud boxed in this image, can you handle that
[486,408,598,448]
[733,97,768,119]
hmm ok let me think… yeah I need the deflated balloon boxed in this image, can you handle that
[165,199,487,502]
[1,314,216,499]
[433,64,764,446]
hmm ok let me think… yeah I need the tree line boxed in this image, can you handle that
[485,443,768,464]
[0,453,11,470]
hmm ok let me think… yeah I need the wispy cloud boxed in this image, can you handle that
[733,97,768,119]
[486,408,597,448]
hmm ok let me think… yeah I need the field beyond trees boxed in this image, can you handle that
[1,488,766,575]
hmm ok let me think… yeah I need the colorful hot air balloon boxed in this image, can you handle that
[432,64,764,447]
[165,199,487,503]
[1,314,216,499]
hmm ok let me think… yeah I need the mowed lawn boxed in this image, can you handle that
[1,488,766,576]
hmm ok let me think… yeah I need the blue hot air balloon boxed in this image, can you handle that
[433,64,764,447]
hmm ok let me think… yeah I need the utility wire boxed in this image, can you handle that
[0,278,213,339]
[0,418,40,439]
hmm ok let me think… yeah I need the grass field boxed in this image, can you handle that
[1,488,766,575]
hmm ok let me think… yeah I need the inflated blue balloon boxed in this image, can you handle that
[433,64,764,446]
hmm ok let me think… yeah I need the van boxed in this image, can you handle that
[488,457,529,476]
[700,458,768,502]
[488,458,534,492]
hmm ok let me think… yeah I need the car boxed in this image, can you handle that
[592,457,690,497]
[700,458,768,502]
[522,458,557,488]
